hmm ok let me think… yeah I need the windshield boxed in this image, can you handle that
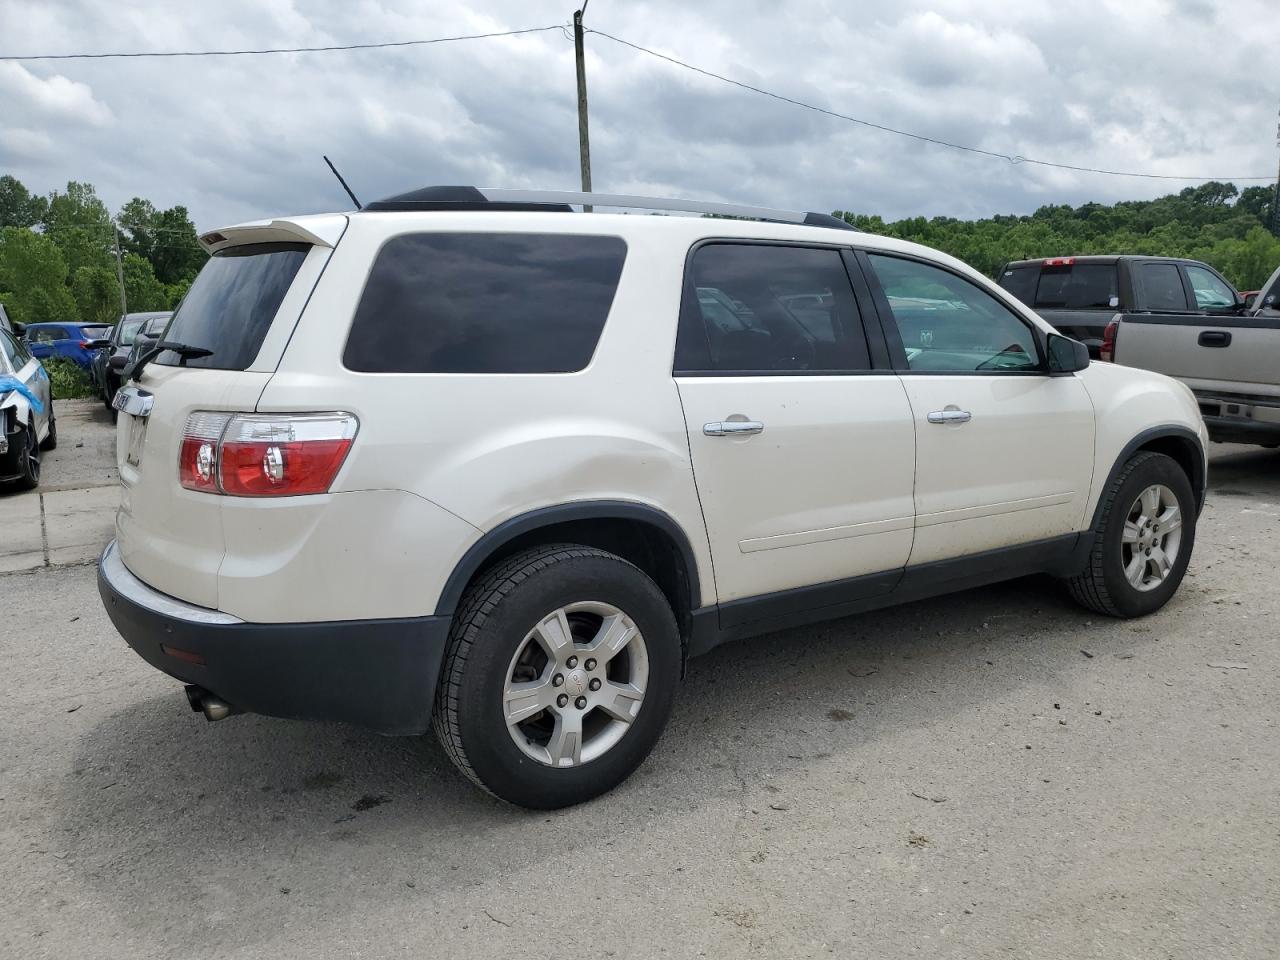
[156,242,309,371]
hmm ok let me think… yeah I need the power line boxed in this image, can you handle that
[586,28,1275,183]
[0,24,564,61]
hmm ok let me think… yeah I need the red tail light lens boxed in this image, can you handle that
[1100,318,1120,363]
[1044,257,1076,267]
[179,412,232,491]
[178,412,357,496]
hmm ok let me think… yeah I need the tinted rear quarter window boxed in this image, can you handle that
[156,242,310,370]
[344,233,627,374]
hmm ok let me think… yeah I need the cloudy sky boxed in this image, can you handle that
[2,0,1276,231]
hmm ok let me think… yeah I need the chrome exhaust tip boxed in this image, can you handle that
[183,685,239,722]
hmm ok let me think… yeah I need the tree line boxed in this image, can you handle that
[0,175,206,326]
[1,174,1278,328]
[836,181,1280,291]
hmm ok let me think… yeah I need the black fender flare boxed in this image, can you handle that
[1088,425,1206,533]
[433,500,704,618]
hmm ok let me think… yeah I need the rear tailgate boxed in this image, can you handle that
[1113,317,1280,399]
[113,219,344,608]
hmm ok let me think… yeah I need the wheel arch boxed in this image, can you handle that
[435,501,705,645]
[1090,425,1206,532]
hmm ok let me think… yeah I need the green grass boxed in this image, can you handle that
[43,357,96,400]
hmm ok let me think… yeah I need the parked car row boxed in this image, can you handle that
[997,255,1280,448]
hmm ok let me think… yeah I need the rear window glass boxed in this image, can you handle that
[997,266,1038,305]
[343,233,627,374]
[998,264,1117,309]
[155,242,309,370]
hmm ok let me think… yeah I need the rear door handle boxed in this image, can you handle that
[1197,331,1231,348]
[927,409,972,425]
[703,420,764,437]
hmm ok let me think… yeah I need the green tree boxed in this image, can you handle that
[0,226,79,323]
[42,181,113,275]
[122,252,167,311]
[119,197,206,284]
[0,175,47,228]
[71,265,121,323]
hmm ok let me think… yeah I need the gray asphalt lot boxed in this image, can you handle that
[2,408,1277,959]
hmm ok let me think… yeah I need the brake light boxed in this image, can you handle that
[1100,318,1120,363]
[178,412,357,496]
[79,340,91,349]
[1044,257,1076,267]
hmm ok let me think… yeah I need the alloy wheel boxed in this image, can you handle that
[503,601,649,768]
[1120,483,1182,592]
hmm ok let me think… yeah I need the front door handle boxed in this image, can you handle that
[704,420,764,437]
[927,409,972,425]
[1197,330,1231,348]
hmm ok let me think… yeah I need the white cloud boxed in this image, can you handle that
[0,0,1274,230]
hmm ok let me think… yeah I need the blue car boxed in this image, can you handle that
[24,322,111,371]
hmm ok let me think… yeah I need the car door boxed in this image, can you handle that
[0,329,49,438]
[860,251,1095,567]
[674,241,916,618]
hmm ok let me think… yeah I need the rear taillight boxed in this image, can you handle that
[79,340,91,349]
[178,412,357,497]
[1100,318,1120,363]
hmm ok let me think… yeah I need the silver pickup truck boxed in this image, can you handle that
[1108,263,1280,446]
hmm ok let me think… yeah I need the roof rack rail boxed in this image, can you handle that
[362,185,854,231]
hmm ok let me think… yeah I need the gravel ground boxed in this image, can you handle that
[2,442,1277,959]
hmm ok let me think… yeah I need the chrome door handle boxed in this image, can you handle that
[703,420,764,437]
[927,409,971,425]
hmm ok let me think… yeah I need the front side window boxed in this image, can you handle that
[344,233,627,374]
[1139,263,1188,312]
[867,254,1041,372]
[674,243,870,374]
[1185,265,1236,311]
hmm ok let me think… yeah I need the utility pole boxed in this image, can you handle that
[1272,102,1280,236]
[112,225,129,319]
[574,2,593,211]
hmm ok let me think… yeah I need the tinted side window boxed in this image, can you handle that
[674,244,870,374]
[1139,263,1188,311]
[345,234,626,374]
[868,254,1041,372]
[1185,265,1235,310]
[996,265,1038,305]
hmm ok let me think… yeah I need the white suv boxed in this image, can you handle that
[98,187,1208,808]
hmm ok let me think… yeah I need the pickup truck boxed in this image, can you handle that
[1103,261,1280,447]
[995,255,1248,358]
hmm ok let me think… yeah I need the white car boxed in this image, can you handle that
[1,325,56,489]
[98,187,1208,808]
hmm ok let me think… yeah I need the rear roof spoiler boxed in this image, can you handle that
[199,215,348,254]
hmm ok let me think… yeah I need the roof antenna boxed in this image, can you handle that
[323,155,362,210]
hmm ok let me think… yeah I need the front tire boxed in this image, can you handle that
[1064,451,1195,617]
[433,545,680,809]
[39,404,57,451]
[11,419,40,490]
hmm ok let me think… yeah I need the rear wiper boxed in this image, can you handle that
[127,341,214,383]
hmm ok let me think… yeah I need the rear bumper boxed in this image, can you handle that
[1197,393,1280,446]
[97,540,450,735]
[1203,416,1280,446]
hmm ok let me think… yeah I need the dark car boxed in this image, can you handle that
[995,255,1245,358]
[23,322,112,371]
[92,312,171,409]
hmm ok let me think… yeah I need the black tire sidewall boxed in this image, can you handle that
[16,422,39,489]
[1099,454,1195,617]
[452,553,680,809]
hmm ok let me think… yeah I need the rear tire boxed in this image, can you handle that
[1063,451,1195,618]
[433,544,680,809]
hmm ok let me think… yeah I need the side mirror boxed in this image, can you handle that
[11,321,25,337]
[85,339,113,350]
[1047,333,1090,374]
[108,354,129,370]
